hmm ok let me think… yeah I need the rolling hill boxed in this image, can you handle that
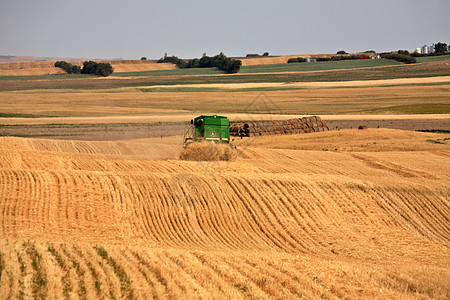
[0,129,449,299]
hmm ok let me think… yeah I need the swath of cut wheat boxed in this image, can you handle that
[0,131,449,299]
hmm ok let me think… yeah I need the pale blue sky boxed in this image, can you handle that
[1,0,449,59]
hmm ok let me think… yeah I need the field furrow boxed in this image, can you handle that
[0,133,449,298]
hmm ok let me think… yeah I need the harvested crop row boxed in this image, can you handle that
[0,135,449,298]
[1,166,448,252]
[1,240,449,299]
[230,116,330,137]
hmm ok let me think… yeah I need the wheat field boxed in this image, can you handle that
[0,128,449,299]
[0,60,176,76]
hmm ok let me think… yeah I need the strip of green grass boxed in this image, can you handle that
[240,59,401,73]
[139,81,450,93]
[113,59,401,77]
[416,55,450,63]
[418,129,450,134]
[113,67,225,77]
[140,87,225,92]
[0,112,56,118]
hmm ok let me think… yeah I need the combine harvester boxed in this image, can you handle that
[183,115,330,147]
[183,115,232,147]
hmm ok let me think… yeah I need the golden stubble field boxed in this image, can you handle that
[0,60,176,76]
[0,128,449,299]
[1,82,450,117]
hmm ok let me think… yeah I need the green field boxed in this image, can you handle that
[113,67,226,77]
[139,81,450,93]
[415,55,450,63]
[240,59,401,73]
[112,59,402,77]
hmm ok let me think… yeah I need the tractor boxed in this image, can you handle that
[183,115,232,148]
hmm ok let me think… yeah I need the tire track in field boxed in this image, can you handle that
[351,154,440,179]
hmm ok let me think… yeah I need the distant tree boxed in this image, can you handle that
[224,59,241,74]
[336,50,347,54]
[434,42,448,55]
[198,55,213,67]
[262,52,269,57]
[54,61,81,74]
[95,63,114,76]
[81,61,98,74]
[141,57,147,60]
[70,65,82,74]
[81,61,114,76]
[176,59,188,69]
[186,58,200,68]
[159,52,241,73]
[380,53,416,64]
[287,57,305,63]
[397,50,409,55]
[157,55,188,68]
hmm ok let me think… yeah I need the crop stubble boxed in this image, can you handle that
[0,131,449,299]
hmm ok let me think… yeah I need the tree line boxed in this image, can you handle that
[157,53,242,74]
[379,52,416,64]
[55,61,114,77]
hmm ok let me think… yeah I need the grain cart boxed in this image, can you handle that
[183,115,232,147]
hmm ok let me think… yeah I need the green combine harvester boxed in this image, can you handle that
[183,115,232,147]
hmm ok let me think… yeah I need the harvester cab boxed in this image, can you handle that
[183,115,232,147]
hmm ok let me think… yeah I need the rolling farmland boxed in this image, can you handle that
[0,56,450,299]
[0,130,449,299]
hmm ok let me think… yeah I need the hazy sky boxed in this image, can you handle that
[1,0,449,59]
